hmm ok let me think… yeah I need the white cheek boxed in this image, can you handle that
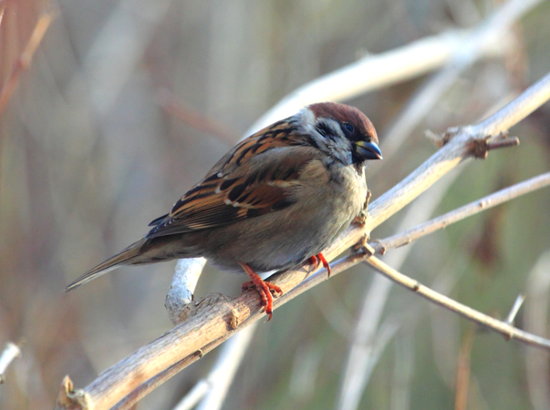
[329,140,353,164]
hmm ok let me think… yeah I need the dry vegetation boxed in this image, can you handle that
[1,0,549,409]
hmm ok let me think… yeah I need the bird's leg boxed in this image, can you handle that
[239,263,282,320]
[308,252,332,276]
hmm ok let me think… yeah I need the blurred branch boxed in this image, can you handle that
[173,326,256,410]
[524,252,550,410]
[0,342,21,383]
[454,327,475,410]
[336,159,459,410]
[373,172,550,254]
[79,0,174,117]
[247,26,511,135]
[0,10,54,116]
[156,89,237,145]
[382,0,541,158]
[56,68,550,409]
[366,70,550,231]
[391,334,414,410]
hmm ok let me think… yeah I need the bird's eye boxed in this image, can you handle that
[342,122,355,135]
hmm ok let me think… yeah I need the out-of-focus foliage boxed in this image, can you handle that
[1,0,549,409]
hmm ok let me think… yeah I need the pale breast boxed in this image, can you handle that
[196,160,367,273]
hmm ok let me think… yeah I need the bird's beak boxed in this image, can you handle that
[354,140,383,160]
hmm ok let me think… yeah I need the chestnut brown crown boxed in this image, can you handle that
[307,102,382,164]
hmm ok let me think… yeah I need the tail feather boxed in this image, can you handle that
[66,239,147,291]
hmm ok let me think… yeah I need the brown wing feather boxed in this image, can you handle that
[147,129,319,239]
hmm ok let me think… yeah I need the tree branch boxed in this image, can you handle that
[373,172,550,254]
[56,68,550,409]
[360,247,550,350]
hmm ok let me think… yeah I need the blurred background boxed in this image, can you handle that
[1,0,549,409]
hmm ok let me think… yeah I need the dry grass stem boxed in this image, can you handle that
[0,11,54,116]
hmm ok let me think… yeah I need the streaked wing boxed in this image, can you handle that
[147,125,318,238]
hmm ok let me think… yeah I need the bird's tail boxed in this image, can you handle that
[66,238,148,291]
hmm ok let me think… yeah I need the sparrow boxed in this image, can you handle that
[67,102,382,318]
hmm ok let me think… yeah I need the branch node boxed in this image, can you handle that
[468,131,519,159]
[429,126,468,147]
[371,240,387,255]
[426,129,448,147]
[468,137,490,159]
[224,308,242,330]
[56,375,90,409]
[351,235,374,257]
[174,293,233,323]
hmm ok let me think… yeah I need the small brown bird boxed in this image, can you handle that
[67,102,382,318]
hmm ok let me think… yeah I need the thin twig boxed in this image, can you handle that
[246,28,509,135]
[381,0,539,159]
[334,0,543,404]
[172,326,256,410]
[336,165,459,410]
[361,248,550,349]
[373,172,550,254]
[333,0,537,403]
[366,70,550,233]
[505,295,525,325]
